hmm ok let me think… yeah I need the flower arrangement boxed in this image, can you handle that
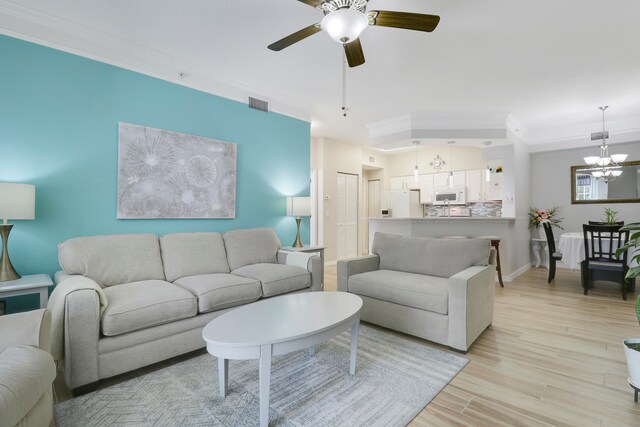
[528,207,564,229]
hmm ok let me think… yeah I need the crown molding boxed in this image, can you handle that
[0,0,313,122]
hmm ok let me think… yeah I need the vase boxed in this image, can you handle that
[538,220,549,240]
[624,339,640,390]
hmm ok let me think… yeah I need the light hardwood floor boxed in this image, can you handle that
[54,266,640,426]
[324,265,640,426]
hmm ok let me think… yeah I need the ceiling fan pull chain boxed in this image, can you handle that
[342,54,348,117]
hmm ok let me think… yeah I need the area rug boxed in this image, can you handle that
[55,324,468,427]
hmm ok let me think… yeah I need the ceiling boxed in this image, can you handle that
[2,0,640,151]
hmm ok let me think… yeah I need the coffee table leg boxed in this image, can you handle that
[260,344,272,427]
[218,358,228,398]
[309,345,316,356]
[349,319,359,375]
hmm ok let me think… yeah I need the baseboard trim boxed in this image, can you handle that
[325,260,337,267]
[502,263,531,283]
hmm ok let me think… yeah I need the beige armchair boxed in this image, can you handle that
[0,309,56,427]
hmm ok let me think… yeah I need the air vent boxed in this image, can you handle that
[591,131,609,141]
[368,156,376,163]
[248,97,269,113]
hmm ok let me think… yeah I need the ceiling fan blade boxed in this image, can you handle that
[268,24,322,51]
[368,10,440,32]
[344,39,365,68]
[297,0,325,7]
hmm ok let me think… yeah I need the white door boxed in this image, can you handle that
[365,179,380,253]
[337,173,358,259]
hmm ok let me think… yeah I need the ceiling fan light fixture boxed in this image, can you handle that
[321,9,368,44]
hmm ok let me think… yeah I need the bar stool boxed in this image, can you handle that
[476,235,503,287]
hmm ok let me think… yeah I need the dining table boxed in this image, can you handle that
[558,231,637,270]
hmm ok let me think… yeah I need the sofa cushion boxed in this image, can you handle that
[101,280,197,336]
[0,345,56,427]
[372,232,490,278]
[348,269,450,315]
[58,234,165,287]
[232,263,310,297]
[174,274,262,313]
[160,232,230,282]
[223,228,281,271]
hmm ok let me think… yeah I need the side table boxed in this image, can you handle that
[0,274,53,310]
[281,245,325,288]
[532,238,548,269]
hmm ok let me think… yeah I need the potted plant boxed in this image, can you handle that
[528,207,564,240]
[603,207,619,225]
[616,222,640,392]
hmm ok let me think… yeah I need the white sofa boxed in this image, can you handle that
[337,232,495,352]
[53,227,322,394]
[0,309,56,427]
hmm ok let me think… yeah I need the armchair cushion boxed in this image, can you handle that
[348,269,449,314]
[232,263,310,297]
[101,280,197,336]
[174,274,262,313]
[0,345,56,427]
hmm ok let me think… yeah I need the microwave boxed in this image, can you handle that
[433,186,467,205]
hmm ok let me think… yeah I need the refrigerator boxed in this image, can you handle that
[390,189,423,218]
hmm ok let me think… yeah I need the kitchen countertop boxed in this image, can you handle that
[369,217,516,221]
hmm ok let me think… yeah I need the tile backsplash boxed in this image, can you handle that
[425,201,503,218]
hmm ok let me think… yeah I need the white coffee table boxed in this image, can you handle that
[202,292,363,427]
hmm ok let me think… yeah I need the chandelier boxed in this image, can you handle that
[583,106,627,183]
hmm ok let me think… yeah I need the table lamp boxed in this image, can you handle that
[286,196,311,247]
[0,183,36,282]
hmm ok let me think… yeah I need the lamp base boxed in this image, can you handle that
[292,217,304,248]
[0,224,21,282]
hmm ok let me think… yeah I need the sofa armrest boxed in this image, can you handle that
[337,255,380,292]
[447,265,495,352]
[63,289,101,390]
[0,309,51,353]
[277,250,323,292]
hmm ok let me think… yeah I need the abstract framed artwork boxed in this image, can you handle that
[117,122,236,219]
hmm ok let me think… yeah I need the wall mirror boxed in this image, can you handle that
[571,160,640,204]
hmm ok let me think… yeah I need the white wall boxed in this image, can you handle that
[530,140,640,233]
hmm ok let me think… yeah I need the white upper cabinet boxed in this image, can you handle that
[390,175,419,192]
[434,171,465,187]
[419,174,434,204]
[466,169,485,202]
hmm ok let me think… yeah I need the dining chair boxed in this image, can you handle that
[542,221,563,283]
[582,224,630,300]
[588,221,625,226]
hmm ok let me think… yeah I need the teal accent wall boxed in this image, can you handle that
[0,35,310,313]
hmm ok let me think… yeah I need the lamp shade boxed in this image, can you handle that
[321,9,368,44]
[286,196,311,217]
[0,183,35,220]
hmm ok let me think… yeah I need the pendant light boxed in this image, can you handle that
[448,141,455,187]
[413,141,420,182]
[583,106,627,183]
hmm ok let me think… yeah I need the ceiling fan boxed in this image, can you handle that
[267,0,440,68]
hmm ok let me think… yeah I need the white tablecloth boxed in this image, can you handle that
[558,232,636,270]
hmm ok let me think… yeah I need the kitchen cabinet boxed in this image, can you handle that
[466,169,503,201]
[434,171,465,187]
[390,175,419,191]
[419,174,434,204]
[466,169,485,202]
